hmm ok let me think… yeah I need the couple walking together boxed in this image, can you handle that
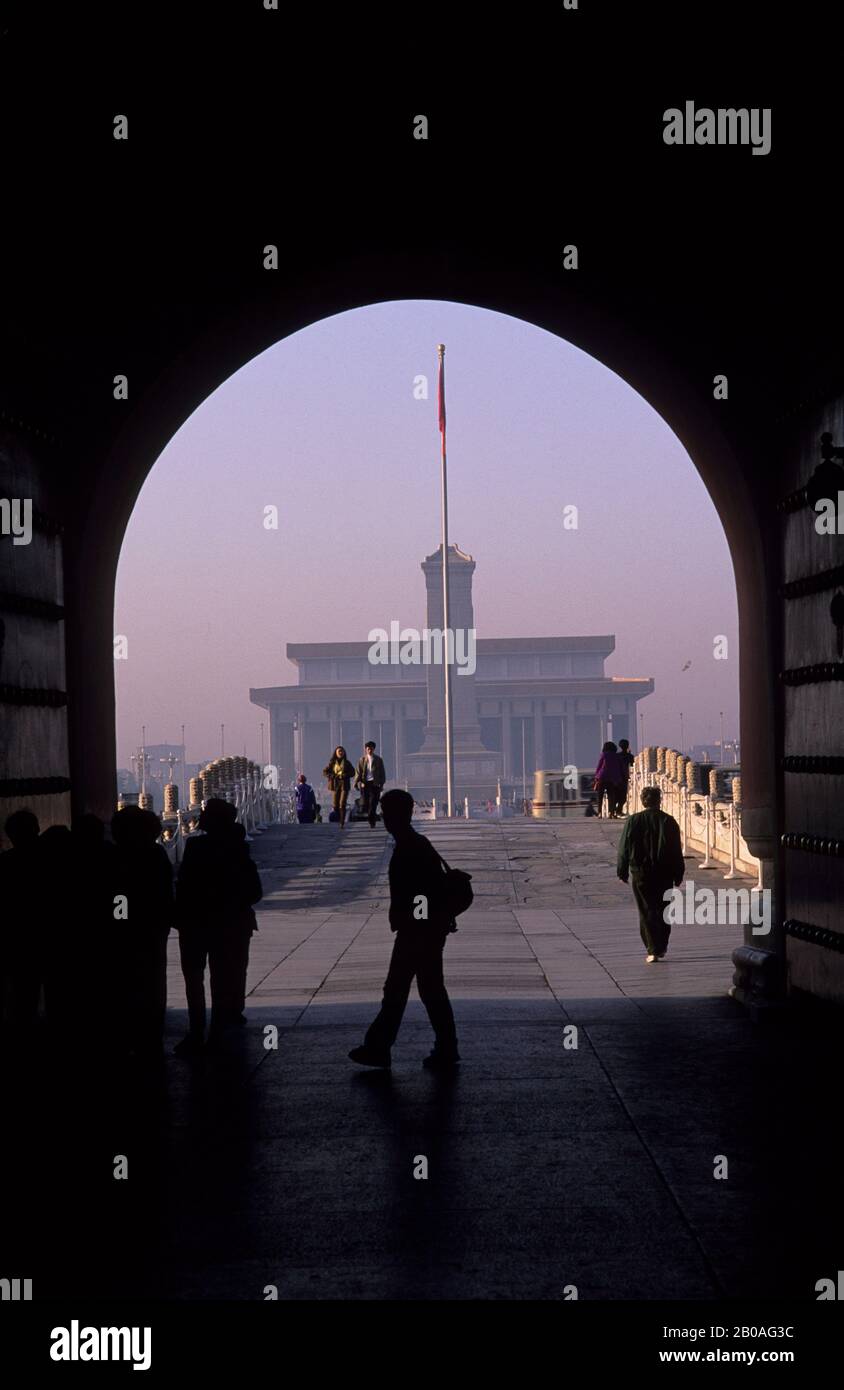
[323,741,386,828]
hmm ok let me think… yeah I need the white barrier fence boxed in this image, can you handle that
[627,752,761,887]
[425,797,515,822]
[138,762,296,867]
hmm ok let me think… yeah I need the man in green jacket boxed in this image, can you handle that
[617,785,685,962]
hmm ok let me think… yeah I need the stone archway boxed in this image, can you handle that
[79,266,778,1001]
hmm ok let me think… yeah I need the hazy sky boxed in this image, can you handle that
[114,300,739,769]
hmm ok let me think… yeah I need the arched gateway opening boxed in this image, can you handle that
[105,296,767,1011]
[4,253,787,1015]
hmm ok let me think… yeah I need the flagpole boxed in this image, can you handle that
[438,343,455,817]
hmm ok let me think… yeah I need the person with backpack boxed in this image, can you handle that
[348,789,471,1071]
[295,773,317,824]
[617,785,685,962]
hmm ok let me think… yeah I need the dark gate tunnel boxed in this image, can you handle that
[1,141,842,1007]
[1,46,844,1329]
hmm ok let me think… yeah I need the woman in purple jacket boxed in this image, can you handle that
[295,773,317,824]
[593,742,625,819]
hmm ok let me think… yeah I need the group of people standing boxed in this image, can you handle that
[0,797,262,1060]
[295,740,388,829]
[592,738,634,818]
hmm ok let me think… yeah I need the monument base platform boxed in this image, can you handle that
[405,747,504,804]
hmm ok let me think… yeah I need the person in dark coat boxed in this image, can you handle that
[354,740,387,828]
[110,806,174,1060]
[322,746,355,829]
[295,773,317,824]
[174,798,262,1055]
[614,738,635,815]
[593,741,625,819]
[617,785,685,961]
[70,814,117,1045]
[34,824,77,1037]
[349,789,460,1071]
[0,808,42,1030]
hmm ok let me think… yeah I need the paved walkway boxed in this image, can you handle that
[195,818,749,1026]
[5,818,842,1302]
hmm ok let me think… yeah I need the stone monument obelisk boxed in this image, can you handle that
[405,544,503,802]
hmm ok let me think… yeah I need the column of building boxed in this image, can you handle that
[395,709,405,784]
[565,701,576,769]
[502,700,513,780]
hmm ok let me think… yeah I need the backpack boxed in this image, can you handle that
[436,854,474,918]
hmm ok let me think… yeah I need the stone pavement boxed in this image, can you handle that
[198,817,750,1026]
[5,817,842,1302]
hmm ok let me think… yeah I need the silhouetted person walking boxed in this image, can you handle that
[295,773,317,824]
[111,806,173,1060]
[174,799,262,1055]
[593,741,625,819]
[323,746,355,829]
[349,789,459,1071]
[355,740,386,827]
[0,809,42,1030]
[617,785,685,962]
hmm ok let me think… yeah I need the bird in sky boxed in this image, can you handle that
[681,660,692,671]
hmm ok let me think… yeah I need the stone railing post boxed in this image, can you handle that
[724,800,739,879]
[699,792,714,868]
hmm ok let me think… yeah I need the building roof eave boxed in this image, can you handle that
[250,684,428,705]
[284,634,618,663]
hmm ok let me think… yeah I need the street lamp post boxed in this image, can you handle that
[720,711,725,767]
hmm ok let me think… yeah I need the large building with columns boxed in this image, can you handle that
[250,545,654,800]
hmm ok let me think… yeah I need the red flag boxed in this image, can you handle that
[437,352,446,434]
